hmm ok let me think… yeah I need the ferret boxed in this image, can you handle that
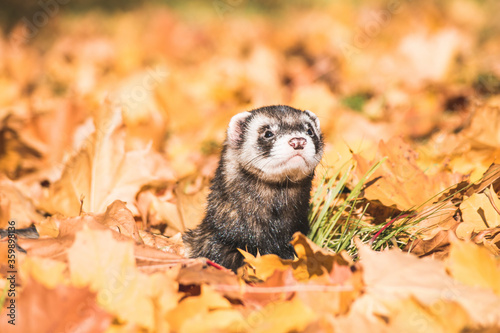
[183,105,324,271]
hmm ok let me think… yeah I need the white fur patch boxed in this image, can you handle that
[227,109,323,183]
[305,110,320,132]
[261,132,319,182]
[227,111,252,147]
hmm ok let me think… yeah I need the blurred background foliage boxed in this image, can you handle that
[1,0,328,32]
[1,0,500,258]
[1,0,500,181]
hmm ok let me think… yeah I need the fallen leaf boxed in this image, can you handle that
[166,284,244,333]
[42,101,174,217]
[20,256,67,288]
[356,240,500,327]
[147,272,182,332]
[384,297,471,333]
[457,192,500,239]
[354,137,463,211]
[0,115,43,179]
[291,232,352,278]
[95,200,142,243]
[245,298,317,333]
[175,175,210,231]
[0,177,44,229]
[404,229,453,260]
[240,233,352,282]
[67,226,155,329]
[176,262,240,299]
[239,250,295,281]
[35,215,60,238]
[466,163,500,196]
[139,230,185,256]
[447,240,500,296]
[19,211,189,271]
[408,200,459,240]
[0,278,112,333]
[448,107,500,181]
[471,227,500,256]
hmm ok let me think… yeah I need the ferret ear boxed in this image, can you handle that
[305,110,320,130]
[227,111,252,146]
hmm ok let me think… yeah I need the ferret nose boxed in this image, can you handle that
[288,137,307,150]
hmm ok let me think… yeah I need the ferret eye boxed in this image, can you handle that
[306,127,315,137]
[264,130,274,138]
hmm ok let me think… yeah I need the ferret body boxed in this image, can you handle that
[183,105,324,271]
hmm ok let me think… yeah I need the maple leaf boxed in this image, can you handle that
[457,190,500,239]
[354,137,464,211]
[18,203,190,272]
[66,226,184,330]
[0,177,44,228]
[244,299,317,333]
[404,229,453,260]
[95,200,142,243]
[136,176,209,235]
[447,240,500,296]
[41,101,174,217]
[166,285,245,333]
[19,256,67,288]
[383,297,471,333]
[2,2,500,332]
[0,278,112,333]
[239,233,351,282]
[442,106,500,181]
[355,240,500,327]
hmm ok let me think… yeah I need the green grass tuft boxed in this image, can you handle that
[308,157,480,258]
[308,158,421,258]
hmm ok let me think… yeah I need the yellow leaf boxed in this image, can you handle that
[97,200,142,243]
[386,297,470,333]
[180,309,246,333]
[447,240,500,295]
[354,137,463,211]
[68,227,155,329]
[292,233,350,274]
[111,67,169,151]
[43,101,172,216]
[356,240,500,327]
[166,285,239,332]
[35,216,60,238]
[148,272,181,333]
[20,257,67,289]
[247,299,316,333]
[240,233,351,281]
[68,227,135,288]
[239,250,294,281]
[457,192,500,238]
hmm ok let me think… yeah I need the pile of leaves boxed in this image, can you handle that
[1,1,500,332]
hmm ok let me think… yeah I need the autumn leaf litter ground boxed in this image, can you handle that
[1,1,500,332]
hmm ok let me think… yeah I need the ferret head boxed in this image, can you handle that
[225,105,324,183]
